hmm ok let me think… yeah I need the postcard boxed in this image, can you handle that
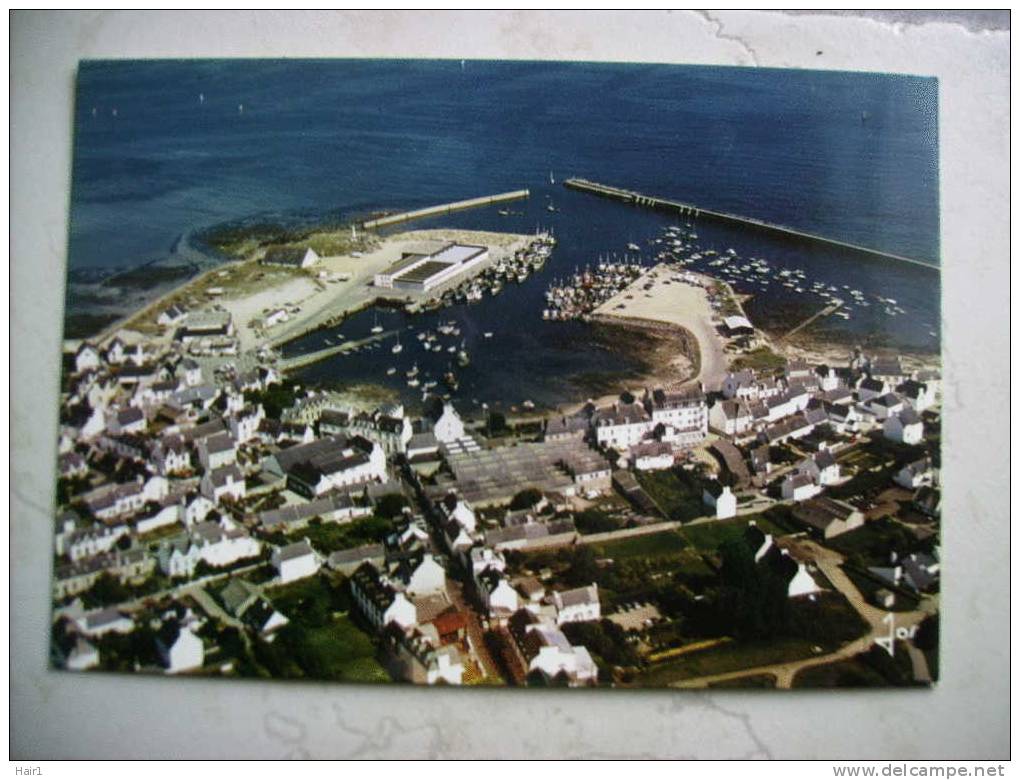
[52,59,940,689]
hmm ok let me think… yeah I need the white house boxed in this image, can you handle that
[867,393,905,421]
[265,308,290,328]
[200,464,246,503]
[630,441,674,471]
[197,432,236,471]
[510,612,597,687]
[721,370,757,400]
[158,304,187,328]
[552,584,600,625]
[178,358,203,387]
[426,645,464,686]
[709,399,754,437]
[896,380,936,413]
[151,434,192,476]
[135,503,183,535]
[64,636,100,671]
[262,246,320,269]
[702,481,737,520]
[895,457,935,490]
[266,435,387,498]
[157,619,204,673]
[432,403,465,444]
[350,563,418,631]
[184,494,217,526]
[644,386,708,448]
[158,521,261,578]
[478,567,519,619]
[404,553,447,597]
[786,557,824,598]
[883,408,924,445]
[593,402,653,450]
[856,376,888,403]
[800,450,840,486]
[438,492,477,533]
[272,539,321,584]
[228,405,265,444]
[781,474,822,502]
[75,343,102,374]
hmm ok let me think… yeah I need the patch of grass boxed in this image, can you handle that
[826,517,934,569]
[792,644,920,688]
[590,530,688,562]
[680,515,787,552]
[284,515,392,555]
[263,615,390,683]
[633,638,819,687]
[730,346,787,373]
[635,468,705,522]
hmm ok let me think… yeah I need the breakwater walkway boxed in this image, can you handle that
[362,190,530,229]
[277,329,399,373]
[778,300,845,341]
[564,178,939,272]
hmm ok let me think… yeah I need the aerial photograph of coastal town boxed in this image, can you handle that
[52,59,941,690]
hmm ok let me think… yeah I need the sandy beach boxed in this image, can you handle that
[593,265,729,391]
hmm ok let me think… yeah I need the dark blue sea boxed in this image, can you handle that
[67,60,940,409]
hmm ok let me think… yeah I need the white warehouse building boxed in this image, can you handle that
[374,243,489,292]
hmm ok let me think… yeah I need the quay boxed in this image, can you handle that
[362,190,530,229]
[779,301,844,342]
[563,178,939,271]
[277,329,399,373]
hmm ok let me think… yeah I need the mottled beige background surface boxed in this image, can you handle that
[10,10,1010,759]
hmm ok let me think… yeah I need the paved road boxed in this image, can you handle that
[670,540,936,689]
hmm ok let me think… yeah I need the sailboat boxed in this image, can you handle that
[391,333,403,354]
[370,312,383,334]
[549,170,555,185]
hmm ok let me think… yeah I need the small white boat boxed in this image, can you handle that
[370,312,383,334]
[386,367,397,376]
[391,334,403,354]
[483,332,493,339]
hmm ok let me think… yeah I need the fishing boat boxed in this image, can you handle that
[406,363,419,378]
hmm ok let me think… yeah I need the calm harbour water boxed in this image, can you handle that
[67,60,940,409]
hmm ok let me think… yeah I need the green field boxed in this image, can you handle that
[680,516,788,551]
[792,643,920,688]
[590,530,688,561]
[258,614,390,683]
[633,638,819,687]
[634,469,706,522]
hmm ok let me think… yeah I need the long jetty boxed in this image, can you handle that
[277,329,399,373]
[362,189,530,230]
[563,178,939,271]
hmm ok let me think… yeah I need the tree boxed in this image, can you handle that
[574,509,619,535]
[487,412,507,437]
[374,493,408,519]
[509,488,543,511]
